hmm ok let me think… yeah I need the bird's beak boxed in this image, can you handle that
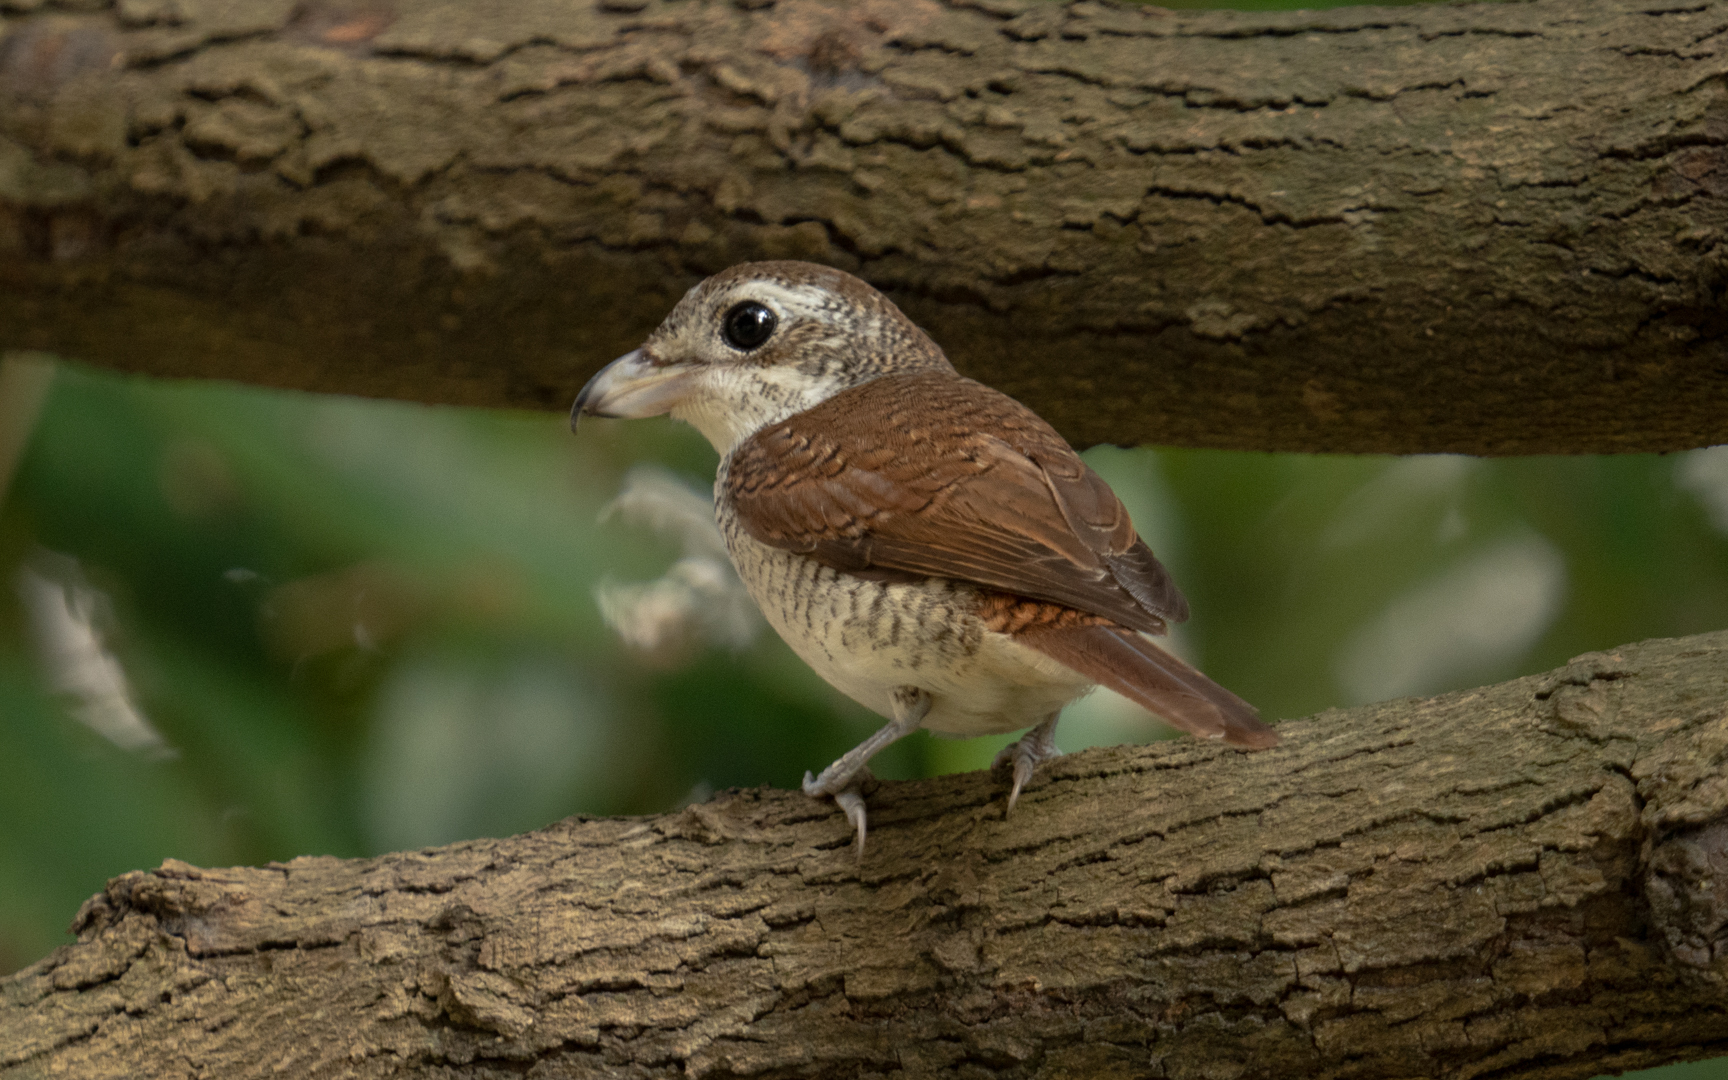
[570,349,695,432]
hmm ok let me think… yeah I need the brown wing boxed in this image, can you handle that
[725,371,1188,635]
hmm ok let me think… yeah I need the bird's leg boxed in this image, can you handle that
[992,714,1063,813]
[803,685,931,857]
[802,686,932,796]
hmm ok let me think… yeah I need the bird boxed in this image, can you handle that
[572,260,1278,854]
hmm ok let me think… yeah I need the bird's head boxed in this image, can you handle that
[572,261,952,454]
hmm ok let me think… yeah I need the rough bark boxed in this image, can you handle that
[3,630,1727,1079]
[1,0,1727,455]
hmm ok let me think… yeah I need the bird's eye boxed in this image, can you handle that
[721,301,777,351]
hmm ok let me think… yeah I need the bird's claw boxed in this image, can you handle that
[833,788,868,860]
[1008,754,1038,813]
[804,768,873,857]
[993,719,1062,815]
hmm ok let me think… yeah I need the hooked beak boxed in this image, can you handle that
[570,349,696,432]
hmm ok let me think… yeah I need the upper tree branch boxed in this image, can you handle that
[1,0,1726,454]
[3,629,1728,1078]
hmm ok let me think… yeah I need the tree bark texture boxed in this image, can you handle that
[3,629,1727,1079]
[2,0,1727,455]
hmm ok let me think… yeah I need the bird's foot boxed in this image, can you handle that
[803,767,873,858]
[801,686,932,859]
[992,716,1062,814]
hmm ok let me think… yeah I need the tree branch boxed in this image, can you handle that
[4,629,1727,1078]
[2,0,1725,454]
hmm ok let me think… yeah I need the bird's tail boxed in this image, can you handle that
[1017,625,1279,749]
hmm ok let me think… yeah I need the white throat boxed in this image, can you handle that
[673,365,851,457]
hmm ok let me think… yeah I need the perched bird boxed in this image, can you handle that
[574,261,1277,852]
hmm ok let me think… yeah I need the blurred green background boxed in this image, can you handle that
[4,0,1727,1076]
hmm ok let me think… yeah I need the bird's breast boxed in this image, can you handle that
[713,473,1091,735]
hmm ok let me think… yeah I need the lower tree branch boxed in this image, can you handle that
[4,630,1728,1079]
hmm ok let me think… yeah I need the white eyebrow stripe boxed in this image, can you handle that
[727,281,842,326]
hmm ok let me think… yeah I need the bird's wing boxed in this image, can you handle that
[724,371,1188,635]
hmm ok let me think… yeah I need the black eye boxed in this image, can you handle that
[722,301,777,351]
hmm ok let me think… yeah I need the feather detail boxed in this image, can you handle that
[1013,622,1279,749]
[975,593,1115,635]
[725,371,1187,634]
